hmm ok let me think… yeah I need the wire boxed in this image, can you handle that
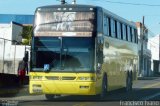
[101,0,160,7]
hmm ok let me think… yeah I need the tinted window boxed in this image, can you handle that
[122,24,126,40]
[111,19,116,37]
[103,16,109,36]
[117,21,122,39]
[127,26,131,42]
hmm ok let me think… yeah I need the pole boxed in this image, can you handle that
[61,0,65,4]
[140,16,145,77]
[159,34,160,73]
[72,0,76,4]
[2,39,5,73]
[14,42,16,74]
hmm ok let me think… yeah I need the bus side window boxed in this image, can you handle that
[111,19,116,38]
[127,26,131,42]
[117,21,122,39]
[126,25,128,41]
[122,24,126,40]
[131,28,135,43]
[115,20,117,38]
[120,23,123,40]
[97,9,103,33]
[134,29,138,43]
[103,16,109,36]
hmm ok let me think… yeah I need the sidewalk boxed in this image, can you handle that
[137,77,159,80]
[133,77,160,90]
[0,85,29,97]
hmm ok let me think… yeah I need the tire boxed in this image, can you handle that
[45,94,55,100]
[100,76,108,99]
[126,72,132,92]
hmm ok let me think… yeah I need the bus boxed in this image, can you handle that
[29,4,138,100]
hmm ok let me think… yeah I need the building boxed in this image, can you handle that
[136,22,152,77]
[0,14,34,25]
[0,14,33,75]
[148,35,160,75]
[0,22,23,42]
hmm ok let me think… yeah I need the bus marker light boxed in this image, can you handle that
[32,84,42,93]
[78,77,95,81]
[80,86,89,89]
[33,76,43,80]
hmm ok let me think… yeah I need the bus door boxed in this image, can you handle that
[96,36,104,88]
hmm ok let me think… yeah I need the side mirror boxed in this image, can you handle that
[97,63,102,73]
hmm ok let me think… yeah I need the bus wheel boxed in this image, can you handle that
[100,76,107,99]
[126,73,132,92]
[45,94,55,100]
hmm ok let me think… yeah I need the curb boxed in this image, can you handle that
[137,77,159,80]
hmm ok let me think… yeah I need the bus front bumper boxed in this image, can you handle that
[29,80,97,95]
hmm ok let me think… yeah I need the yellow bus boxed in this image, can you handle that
[29,4,138,100]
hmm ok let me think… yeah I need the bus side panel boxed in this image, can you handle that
[103,36,138,91]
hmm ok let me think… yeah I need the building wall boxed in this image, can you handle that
[0,24,12,40]
[0,22,30,75]
[148,35,159,60]
[136,22,152,77]
[11,22,23,43]
[148,35,160,74]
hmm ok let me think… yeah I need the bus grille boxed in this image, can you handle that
[45,76,76,80]
[45,76,59,80]
[62,76,76,80]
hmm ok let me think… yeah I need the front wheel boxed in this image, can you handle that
[126,73,132,92]
[100,76,108,99]
[45,94,55,100]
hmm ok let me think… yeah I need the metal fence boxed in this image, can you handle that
[0,37,30,75]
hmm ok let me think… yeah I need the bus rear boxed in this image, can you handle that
[29,5,100,97]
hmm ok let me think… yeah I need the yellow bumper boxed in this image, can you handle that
[30,80,96,95]
[29,72,97,95]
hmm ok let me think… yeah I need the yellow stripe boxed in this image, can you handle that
[142,82,160,89]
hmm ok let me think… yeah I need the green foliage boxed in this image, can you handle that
[23,39,30,45]
[21,26,32,45]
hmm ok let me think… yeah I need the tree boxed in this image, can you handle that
[21,25,32,45]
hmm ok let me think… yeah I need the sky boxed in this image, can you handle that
[0,0,160,36]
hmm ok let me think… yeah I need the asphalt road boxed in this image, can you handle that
[1,77,160,106]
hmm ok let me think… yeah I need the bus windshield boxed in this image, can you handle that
[34,11,95,35]
[31,37,95,72]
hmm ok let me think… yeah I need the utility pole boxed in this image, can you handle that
[72,0,76,4]
[159,34,160,73]
[140,16,145,77]
[61,0,65,4]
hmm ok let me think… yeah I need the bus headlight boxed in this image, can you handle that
[32,76,43,80]
[78,77,95,81]
[32,84,42,93]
